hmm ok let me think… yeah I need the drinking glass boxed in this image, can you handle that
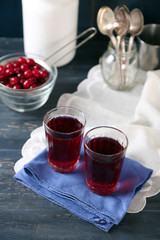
[44,106,86,173]
[84,126,128,195]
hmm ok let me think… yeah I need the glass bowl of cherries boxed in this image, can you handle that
[0,53,57,112]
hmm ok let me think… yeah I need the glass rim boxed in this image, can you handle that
[43,106,86,136]
[84,125,128,158]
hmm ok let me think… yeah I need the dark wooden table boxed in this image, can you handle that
[0,38,160,240]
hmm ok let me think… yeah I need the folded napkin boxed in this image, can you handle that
[14,146,152,232]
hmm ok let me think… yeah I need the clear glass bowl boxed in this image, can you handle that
[0,53,58,112]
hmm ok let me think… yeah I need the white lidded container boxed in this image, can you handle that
[22,0,79,67]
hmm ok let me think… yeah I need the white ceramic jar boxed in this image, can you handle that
[22,0,79,67]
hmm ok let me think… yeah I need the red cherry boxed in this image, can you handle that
[14,67,20,74]
[23,79,33,89]
[18,57,26,64]
[0,73,6,81]
[6,62,14,68]
[0,79,8,85]
[17,72,24,79]
[29,77,36,84]
[5,68,14,76]
[32,69,40,79]
[13,61,20,67]
[0,65,5,74]
[30,83,38,89]
[40,69,49,78]
[9,76,19,85]
[26,58,35,67]
[24,69,32,78]
[13,84,21,89]
[19,78,26,86]
[5,83,12,88]
[20,63,28,72]
[33,64,41,70]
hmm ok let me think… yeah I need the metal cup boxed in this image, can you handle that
[137,24,160,71]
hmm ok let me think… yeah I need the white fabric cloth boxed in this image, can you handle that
[133,71,160,128]
[57,65,145,129]
[14,64,160,213]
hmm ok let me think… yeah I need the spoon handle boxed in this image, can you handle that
[127,35,134,53]
[124,36,134,86]
[110,35,118,51]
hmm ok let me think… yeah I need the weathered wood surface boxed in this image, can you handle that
[0,38,160,240]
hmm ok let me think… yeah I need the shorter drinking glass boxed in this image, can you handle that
[84,126,128,195]
[43,106,86,173]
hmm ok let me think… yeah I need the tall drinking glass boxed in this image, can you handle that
[44,106,86,173]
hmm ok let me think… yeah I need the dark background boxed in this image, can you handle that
[0,0,160,38]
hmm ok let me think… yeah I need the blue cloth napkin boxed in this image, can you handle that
[14,147,153,232]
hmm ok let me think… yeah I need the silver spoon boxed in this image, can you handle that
[114,5,130,50]
[114,5,130,51]
[97,6,118,50]
[127,8,144,52]
[114,5,130,87]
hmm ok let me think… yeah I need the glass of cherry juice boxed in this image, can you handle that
[43,106,86,173]
[84,126,128,195]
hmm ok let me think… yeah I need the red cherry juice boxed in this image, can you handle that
[85,137,125,195]
[46,116,83,173]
